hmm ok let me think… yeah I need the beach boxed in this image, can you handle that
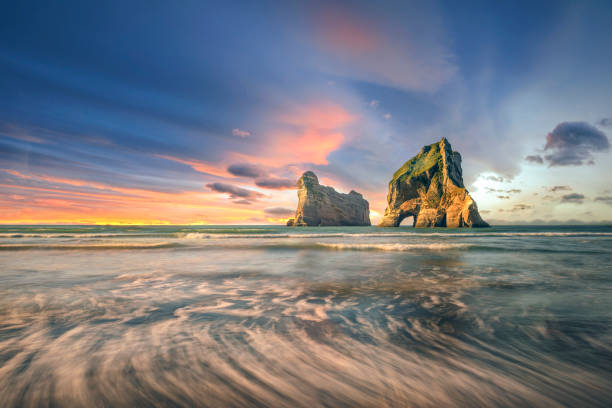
[0,225,611,406]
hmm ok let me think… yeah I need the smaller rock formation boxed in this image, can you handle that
[378,138,489,228]
[286,171,371,226]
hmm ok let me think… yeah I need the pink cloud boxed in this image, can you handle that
[257,103,356,166]
[308,4,456,92]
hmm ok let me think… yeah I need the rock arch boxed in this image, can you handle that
[378,138,488,228]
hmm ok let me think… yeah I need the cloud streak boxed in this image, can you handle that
[549,186,572,192]
[263,207,294,216]
[227,163,267,178]
[254,177,296,189]
[206,182,265,204]
[595,196,612,205]
[561,193,585,204]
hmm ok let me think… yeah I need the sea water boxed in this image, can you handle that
[0,225,611,407]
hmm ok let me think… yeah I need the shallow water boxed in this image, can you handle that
[1,225,611,407]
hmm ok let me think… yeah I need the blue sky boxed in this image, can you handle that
[1,0,611,224]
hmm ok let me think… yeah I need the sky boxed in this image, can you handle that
[1,0,612,225]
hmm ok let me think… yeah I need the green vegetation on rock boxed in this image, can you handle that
[391,140,445,185]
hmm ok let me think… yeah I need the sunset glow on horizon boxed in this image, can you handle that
[1,1,612,225]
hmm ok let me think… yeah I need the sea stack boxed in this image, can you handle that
[378,138,489,228]
[286,171,371,226]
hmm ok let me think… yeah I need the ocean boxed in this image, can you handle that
[1,225,611,407]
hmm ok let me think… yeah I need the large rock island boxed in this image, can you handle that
[286,171,371,226]
[378,138,489,228]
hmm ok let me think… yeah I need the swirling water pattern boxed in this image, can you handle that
[0,225,611,407]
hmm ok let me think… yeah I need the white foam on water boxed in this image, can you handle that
[316,242,472,251]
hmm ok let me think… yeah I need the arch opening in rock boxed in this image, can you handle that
[399,215,415,227]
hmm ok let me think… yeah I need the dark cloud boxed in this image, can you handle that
[560,193,585,204]
[525,155,544,164]
[206,182,264,203]
[543,122,610,166]
[263,207,295,216]
[497,195,510,199]
[597,118,612,127]
[233,199,253,205]
[254,177,296,189]
[510,204,533,212]
[227,164,296,189]
[227,163,267,178]
[485,187,520,195]
[595,196,612,205]
[549,185,571,192]
[499,204,533,213]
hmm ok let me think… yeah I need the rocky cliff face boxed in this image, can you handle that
[287,171,371,226]
[378,138,489,228]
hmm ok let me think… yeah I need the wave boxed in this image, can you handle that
[316,242,472,251]
[0,241,604,254]
[416,232,612,237]
[0,241,471,252]
[0,242,181,251]
[175,231,612,239]
[3,231,612,241]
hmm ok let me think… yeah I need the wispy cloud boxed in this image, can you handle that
[549,185,572,192]
[486,175,506,182]
[232,128,251,138]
